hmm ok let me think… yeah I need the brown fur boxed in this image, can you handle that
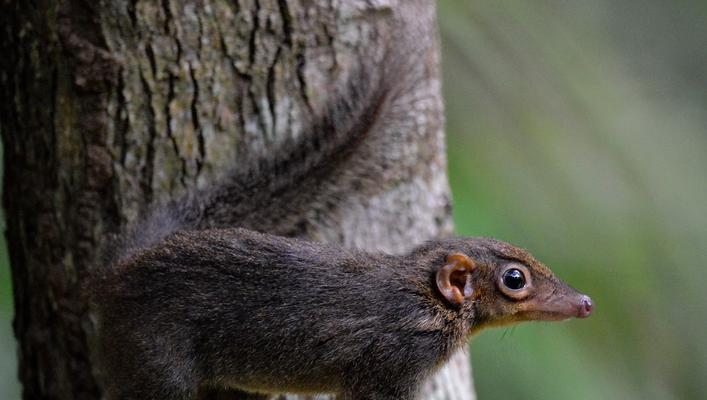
[94,231,590,399]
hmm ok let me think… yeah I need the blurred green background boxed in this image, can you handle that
[440,1,706,399]
[1,1,706,399]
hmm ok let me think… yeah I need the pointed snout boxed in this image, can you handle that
[524,289,594,322]
[559,292,593,319]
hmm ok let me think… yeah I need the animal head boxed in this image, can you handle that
[431,237,592,334]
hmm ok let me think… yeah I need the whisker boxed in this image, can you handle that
[500,328,510,341]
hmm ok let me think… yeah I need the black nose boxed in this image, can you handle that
[577,295,593,318]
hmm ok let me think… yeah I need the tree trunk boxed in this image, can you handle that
[0,1,474,399]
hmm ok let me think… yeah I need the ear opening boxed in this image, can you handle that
[436,253,475,306]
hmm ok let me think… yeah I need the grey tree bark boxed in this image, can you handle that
[0,1,474,399]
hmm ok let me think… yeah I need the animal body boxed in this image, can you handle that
[96,229,591,400]
[92,51,592,400]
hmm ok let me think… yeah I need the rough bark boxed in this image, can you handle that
[0,1,474,399]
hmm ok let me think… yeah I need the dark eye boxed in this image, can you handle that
[502,268,526,290]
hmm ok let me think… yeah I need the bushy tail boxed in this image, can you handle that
[116,58,399,263]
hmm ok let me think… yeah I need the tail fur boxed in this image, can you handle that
[116,58,398,264]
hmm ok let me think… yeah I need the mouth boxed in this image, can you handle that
[470,293,593,334]
[523,310,575,322]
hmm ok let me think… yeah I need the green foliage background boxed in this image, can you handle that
[1,1,706,398]
[440,1,707,399]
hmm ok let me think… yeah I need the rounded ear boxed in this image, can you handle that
[436,252,476,306]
